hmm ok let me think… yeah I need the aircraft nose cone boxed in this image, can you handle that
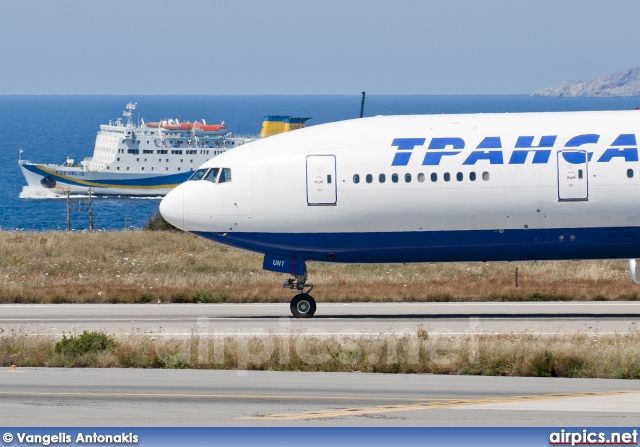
[159,187,185,230]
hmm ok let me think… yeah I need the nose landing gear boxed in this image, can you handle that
[284,273,316,318]
[263,256,316,318]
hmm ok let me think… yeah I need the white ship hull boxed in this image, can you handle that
[19,162,188,197]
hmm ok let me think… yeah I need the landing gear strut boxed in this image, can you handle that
[284,272,316,318]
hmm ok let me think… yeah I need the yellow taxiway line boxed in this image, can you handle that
[241,390,640,421]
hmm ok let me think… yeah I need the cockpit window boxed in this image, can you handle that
[219,168,231,183]
[204,167,220,183]
[188,169,208,181]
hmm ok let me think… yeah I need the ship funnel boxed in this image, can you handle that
[260,116,311,138]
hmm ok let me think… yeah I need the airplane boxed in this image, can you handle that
[159,110,640,318]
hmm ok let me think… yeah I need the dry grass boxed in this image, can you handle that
[0,230,638,304]
[2,330,639,378]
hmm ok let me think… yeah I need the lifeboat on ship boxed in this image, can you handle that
[144,118,226,134]
[163,121,195,131]
[193,120,227,135]
[145,119,194,131]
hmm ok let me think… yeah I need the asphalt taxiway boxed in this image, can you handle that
[1,368,639,426]
[1,302,639,336]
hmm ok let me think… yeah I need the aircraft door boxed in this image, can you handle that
[557,150,589,201]
[306,155,337,206]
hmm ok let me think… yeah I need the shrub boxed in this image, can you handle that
[530,350,555,377]
[140,293,157,303]
[54,331,116,357]
[144,213,180,231]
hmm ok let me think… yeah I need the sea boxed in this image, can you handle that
[2,94,640,231]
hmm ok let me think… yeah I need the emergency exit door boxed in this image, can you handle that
[306,155,337,205]
[557,150,589,201]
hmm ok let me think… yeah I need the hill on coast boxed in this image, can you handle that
[532,66,640,97]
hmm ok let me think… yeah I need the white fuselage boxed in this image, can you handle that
[160,110,640,271]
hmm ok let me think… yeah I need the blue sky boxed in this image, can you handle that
[2,0,640,95]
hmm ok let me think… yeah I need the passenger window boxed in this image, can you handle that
[417,173,425,183]
[353,174,360,184]
[188,168,209,181]
[470,172,476,181]
[366,174,373,183]
[327,174,332,184]
[628,169,634,179]
[482,172,490,181]
[219,168,231,183]
[392,173,399,183]
[204,167,220,182]
[405,173,411,183]
[444,172,450,182]
[431,173,437,182]
[456,172,463,181]
[379,173,386,183]
[578,169,584,179]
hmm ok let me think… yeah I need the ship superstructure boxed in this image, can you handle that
[19,103,252,197]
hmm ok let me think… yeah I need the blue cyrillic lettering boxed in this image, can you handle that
[464,138,503,164]
[597,134,638,162]
[477,137,501,149]
[392,153,412,166]
[509,150,551,164]
[509,136,556,164]
[515,136,557,148]
[391,138,426,166]
[422,137,464,165]
[610,134,636,146]
[561,151,588,164]
[389,133,640,167]
[597,148,639,163]
[565,134,599,147]
[463,151,504,165]
[428,137,465,150]
[563,135,598,163]
[392,138,426,150]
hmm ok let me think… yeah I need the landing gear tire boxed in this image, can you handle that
[284,271,316,318]
[290,293,316,318]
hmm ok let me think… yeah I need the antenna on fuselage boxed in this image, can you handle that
[360,91,366,118]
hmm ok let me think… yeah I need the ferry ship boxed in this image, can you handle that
[19,103,253,197]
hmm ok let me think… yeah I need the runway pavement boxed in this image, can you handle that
[1,368,639,426]
[1,302,639,336]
